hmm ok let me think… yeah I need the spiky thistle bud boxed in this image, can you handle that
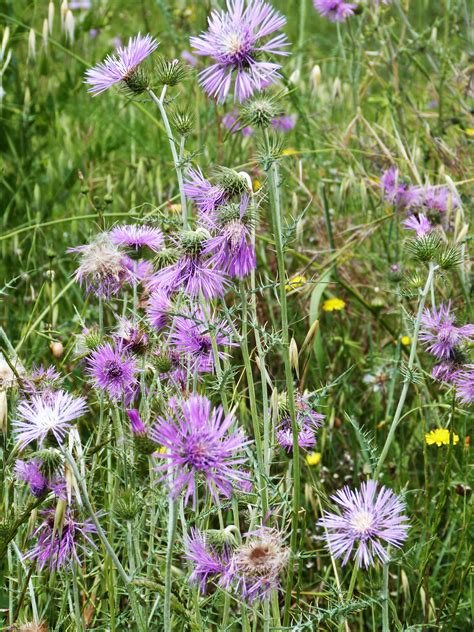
[240,95,281,129]
[155,57,189,86]
[170,106,194,136]
[114,490,140,521]
[406,233,442,262]
[179,228,209,256]
[35,448,63,480]
[437,244,462,270]
[154,246,179,270]
[214,167,250,198]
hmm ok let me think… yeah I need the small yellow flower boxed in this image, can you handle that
[306,451,321,466]
[253,179,261,191]
[465,128,474,137]
[401,336,411,346]
[425,428,460,447]
[285,275,307,292]
[322,297,346,312]
[282,148,298,156]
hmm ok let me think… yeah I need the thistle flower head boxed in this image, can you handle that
[109,224,164,252]
[318,480,409,568]
[403,213,432,238]
[86,342,138,403]
[454,365,474,405]
[20,365,63,398]
[151,395,250,505]
[85,33,158,95]
[313,0,358,22]
[276,392,324,452]
[184,528,231,593]
[25,508,96,571]
[380,167,420,209]
[184,168,229,217]
[13,391,87,449]
[14,459,49,497]
[146,290,173,331]
[240,94,282,128]
[68,233,131,298]
[114,317,149,354]
[230,527,290,601]
[190,0,289,102]
[155,56,189,86]
[420,303,474,360]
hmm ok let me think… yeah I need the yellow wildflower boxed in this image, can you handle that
[285,275,307,292]
[401,336,411,346]
[253,179,261,191]
[425,428,459,447]
[465,128,474,137]
[306,452,321,466]
[282,148,298,156]
[322,297,346,312]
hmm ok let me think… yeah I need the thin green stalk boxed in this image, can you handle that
[262,129,300,628]
[346,563,359,602]
[148,87,188,228]
[164,496,178,632]
[382,562,390,632]
[374,263,437,478]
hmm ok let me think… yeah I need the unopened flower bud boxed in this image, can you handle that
[50,341,64,358]
[310,64,322,92]
[65,10,74,44]
[28,28,36,61]
[48,1,55,34]
[42,19,49,52]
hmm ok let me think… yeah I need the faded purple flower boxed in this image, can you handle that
[313,0,357,22]
[146,290,173,332]
[403,213,432,238]
[190,0,289,102]
[318,480,409,568]
[229,527,290,601]
[204,196,256,278]
[184,528,231,593]
[422,185,460,214]
[109,224,164,252]
[271,114,296,132]
[150,230,228,300]
[13,391,87,449]
[14,459,49,497]
[454,365,474,405]
[86,342,138,403]
[169,307,235,374]
[85,33,158,95]
[25,508,96,571]
[380,167,421,209]
[151,395,250,505]
[68,233,132,298]
[181,50,198,67]
[420,303,474,360]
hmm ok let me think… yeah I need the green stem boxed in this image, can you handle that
[382,562,390,632]
[374,262,437,478]
[164,496,178,632]
[148,87,188,228]
[262,129,300,628]
[346,563,359,602]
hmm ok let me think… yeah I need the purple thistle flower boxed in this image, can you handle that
[313,0,357,22]
[85,33,158,95]
[181,50,198,67]
[421,185,460,214]
[25,508,96,571]
[380,167,421,209]
[184,168,229,219]
[86,342,138,403]
[150,230,228,300]
[151,395,250,505]
[420,303,474,360]
[68,233,132,299]
[276,392,325,452]
[454,365,474,405]
[109,224,164,252]
[13,391,87,449]
[146,290,173,332]
[403,213,432,238]
[184,528,231,593]
[432,360,463,383]
[114,317,149,354]
[204,196,256,278]
[169,307,236,374]
[229,527,290,601]
[14,459,49,497]
[318,480,409,568]
[271,114,296,132]
[122,256,154,286]
[127,409,147,435]
[190,0,290,103]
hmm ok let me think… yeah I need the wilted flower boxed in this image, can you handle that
[313,0,357,22]
[13,391,87,449]
[86,342,138,403]
[169,307,236,374]
[151,395,250,505]
[190,0,289,102]
[85,33,158,95]
[318,480,409,568]
[425,428,460,447]
[403,213,432,238]
[25,508,96,571]
[229,527,290,601]
[68,233,131,298]
[420,303,474,360]
[109,224,164,252]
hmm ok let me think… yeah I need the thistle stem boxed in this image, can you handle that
[382,562,390,632]
[164,496,178,632]
[374,262,437,478]
[148,87,188,228]
[263,129,300,627]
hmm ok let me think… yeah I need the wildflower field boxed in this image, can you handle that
[0,1,473,630]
